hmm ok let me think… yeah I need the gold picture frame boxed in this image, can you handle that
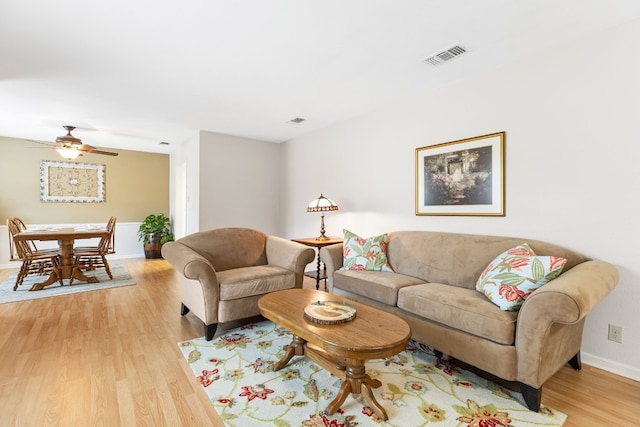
[415,132,505,216]
[40,160,105,203]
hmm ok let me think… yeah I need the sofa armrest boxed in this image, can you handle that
[161,241,220,291]
[161,241,223,324]
[319,243,344,292]
[516,260,618,387]
[266,236,316,288]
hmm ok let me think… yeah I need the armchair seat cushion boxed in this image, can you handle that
[334,270,425,306]
[398,283,518,345]
[218,266,295,300]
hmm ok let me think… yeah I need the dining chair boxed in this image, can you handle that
[69,216,116,285]
[7,218,18,261]
[11,217,40,254]
[7,218,62,291]
[11,217,55,267]
[7,217,57,268]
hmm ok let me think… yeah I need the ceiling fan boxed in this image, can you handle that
[53,125,119,160]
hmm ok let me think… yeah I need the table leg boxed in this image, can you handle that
[29,237,99,290]
[58,238,74,279]
[273,335,306,371]
[324,358,387,420]
[29,269,61,291]
[315,251,322,290]
[29,238,73,291]
[61,238,99,285]
[70,267,100,285]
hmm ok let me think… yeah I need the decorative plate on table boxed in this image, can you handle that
[304,300,356,324]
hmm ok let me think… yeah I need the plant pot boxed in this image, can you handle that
[144,232,164,259]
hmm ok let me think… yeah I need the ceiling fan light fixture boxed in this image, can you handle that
[50,125,119,158]
[56,146,80,160]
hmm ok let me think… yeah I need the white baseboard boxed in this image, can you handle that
[582,352,640,382]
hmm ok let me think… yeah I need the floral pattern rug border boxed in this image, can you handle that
[179,321,566,427]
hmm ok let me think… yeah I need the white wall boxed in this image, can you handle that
[170,130,283,236]
[281,18,640,380]
[170,133,201,238]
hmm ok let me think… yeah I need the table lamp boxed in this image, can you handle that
[307,193,339,241]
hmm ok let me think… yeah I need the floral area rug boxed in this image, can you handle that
[0,262,134,304]
[179,321,566,427]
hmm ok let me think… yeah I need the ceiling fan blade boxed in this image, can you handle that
[76,143,119,156]
[28,139,58,148]
[78,143,97,150]
[83,148,119,156]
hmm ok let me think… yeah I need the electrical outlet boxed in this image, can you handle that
[608,324,623,343]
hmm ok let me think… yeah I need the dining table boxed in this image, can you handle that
[14,226,110,291]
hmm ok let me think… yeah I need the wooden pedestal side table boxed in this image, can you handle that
[291,237,342,290]
[259,289,411,421]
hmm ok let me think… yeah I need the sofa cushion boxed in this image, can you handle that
[342,229,393,272]
[476,243,568,311]
[217,265,295,300]
[333,270,425,306]
[383,231,588,290]
[398,283,518,345]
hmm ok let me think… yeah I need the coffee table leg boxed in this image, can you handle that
[361,377,386,420]
[324,358,388,421]
[273,335,306,371]
[325,380,352,416]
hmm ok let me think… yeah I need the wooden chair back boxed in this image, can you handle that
[6,218,18,261]
[98,216,117,254]
[7,218,33,260]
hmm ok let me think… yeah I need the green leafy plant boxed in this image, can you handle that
[137,213,175,244]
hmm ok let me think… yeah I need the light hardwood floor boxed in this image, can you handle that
[0,258,637,426]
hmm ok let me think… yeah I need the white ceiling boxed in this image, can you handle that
[2,1,640,155]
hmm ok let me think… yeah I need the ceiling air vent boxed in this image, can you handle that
[288,117,305,124]
[423,45,467,66]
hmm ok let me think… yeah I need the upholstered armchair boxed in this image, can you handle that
[161,227,316,340]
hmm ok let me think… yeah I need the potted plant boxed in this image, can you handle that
[137,213,175,259]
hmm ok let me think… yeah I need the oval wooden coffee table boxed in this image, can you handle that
[258,288,411,420]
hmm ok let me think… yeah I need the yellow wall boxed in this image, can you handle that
[0,136,169,224]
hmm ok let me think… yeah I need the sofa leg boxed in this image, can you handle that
[568,351,582,370]
[205,323,218,341]
[180,303,190,316]
[520,383,541,412]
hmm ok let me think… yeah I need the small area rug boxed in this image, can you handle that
[0,262,135,304]
[179,320,566,427]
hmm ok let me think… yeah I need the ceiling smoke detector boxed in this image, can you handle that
[288,117,305,124]
[423,45,467,66]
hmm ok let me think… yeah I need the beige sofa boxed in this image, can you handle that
[162,228,315,340]
[320,230,618,411]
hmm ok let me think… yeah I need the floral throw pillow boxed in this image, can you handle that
[476,243,567,311]
[342,229,393,272]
